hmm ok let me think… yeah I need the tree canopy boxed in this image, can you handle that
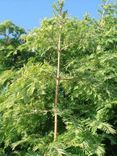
[0,0,117,155]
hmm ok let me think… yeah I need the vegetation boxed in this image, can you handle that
[0,0,117,155]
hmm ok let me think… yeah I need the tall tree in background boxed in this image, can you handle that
[0,20,25,70]
[0,20,34,70]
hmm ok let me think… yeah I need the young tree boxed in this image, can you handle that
[53,0,67,142]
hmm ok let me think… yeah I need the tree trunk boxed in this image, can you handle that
[54,34,61,141]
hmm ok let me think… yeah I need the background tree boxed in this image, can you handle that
[0,20,34,70]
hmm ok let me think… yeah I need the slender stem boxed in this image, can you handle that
[54,34,61,141]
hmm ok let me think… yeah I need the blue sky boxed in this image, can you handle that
[0,0,102,30]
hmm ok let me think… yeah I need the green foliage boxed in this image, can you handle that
[0,20,34,70]
[0,0,117,155]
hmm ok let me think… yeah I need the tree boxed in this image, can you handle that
[0,0,117,155]
[0,20,34,70]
